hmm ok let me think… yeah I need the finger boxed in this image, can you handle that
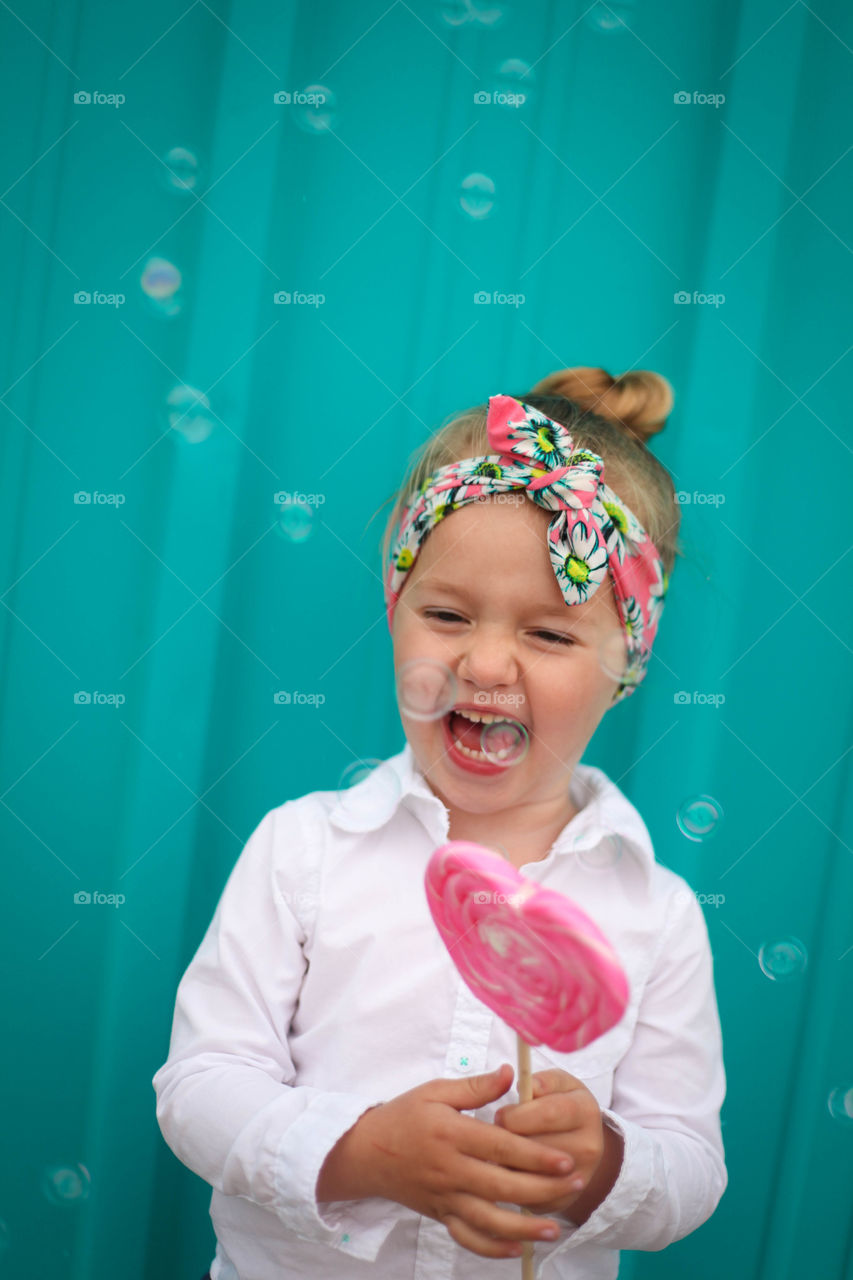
[497,1092,584,1136]
[441,1211,524,1261]
[456,1113,575,1175]
[454,1151,578,1210]
[531,1069,579,1096]
[445,1192,563,1245]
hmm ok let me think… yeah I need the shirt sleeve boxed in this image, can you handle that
[151,803,412,1265]
[542,883,728,1264]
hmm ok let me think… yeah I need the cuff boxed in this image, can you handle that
[273,1091,413,1263]
[536,1108,656,1264]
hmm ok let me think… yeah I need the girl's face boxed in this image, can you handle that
[391,494,626,824]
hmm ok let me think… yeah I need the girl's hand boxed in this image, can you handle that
[316,1063,581,1260]
[494,1068,608,1216]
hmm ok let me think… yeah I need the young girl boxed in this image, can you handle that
[153,366,727,1280]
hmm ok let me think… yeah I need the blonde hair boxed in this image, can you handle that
[373,365,682,588]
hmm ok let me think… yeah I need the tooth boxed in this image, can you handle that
[455,708,518,726]
[451,734,513,761]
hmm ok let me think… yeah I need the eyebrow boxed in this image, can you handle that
[417,579,584,621]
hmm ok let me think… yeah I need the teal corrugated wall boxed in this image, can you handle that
[1,1,852,1277]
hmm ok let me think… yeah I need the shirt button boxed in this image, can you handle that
[458,1056,471,1072]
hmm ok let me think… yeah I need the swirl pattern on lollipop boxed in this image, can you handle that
[425,842,629,1052]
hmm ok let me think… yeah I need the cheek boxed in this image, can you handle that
[532,656,606,720]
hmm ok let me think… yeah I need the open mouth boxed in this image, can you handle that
[443,708,529,767]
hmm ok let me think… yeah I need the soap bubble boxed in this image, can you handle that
[275,499,315,543]
[480,719,530,767]
[438,0,472,24]
[141,257,184,316]
[676,794,724,841]
[459,172,495,220]
[396,658,457,721]
[827,1085,853,1126]
[295,84,337,134]
[162,146,199,193]
[495,57,534,109]
[598,630,628,682]
[471,1,507,26]
[438,0,507,25]
[141,257,181,300]
[166,384,215,443]
[575,832,623,871]
[758,936,808,981]
[41,1163,91,1205]
[334,759,400,821]
[585,3,633,31]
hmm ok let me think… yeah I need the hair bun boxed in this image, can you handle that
[529,365,674,446]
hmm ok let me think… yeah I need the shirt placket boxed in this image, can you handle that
[413,972,496,1280]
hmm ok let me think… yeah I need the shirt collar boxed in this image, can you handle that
[326,740,655,886]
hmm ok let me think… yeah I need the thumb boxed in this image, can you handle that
[424,1063,515,1111]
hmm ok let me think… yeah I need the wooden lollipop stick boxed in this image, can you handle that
[425,844,629,1280]
[517,1033,535,1280]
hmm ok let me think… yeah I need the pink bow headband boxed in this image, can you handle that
[384,394,669,703]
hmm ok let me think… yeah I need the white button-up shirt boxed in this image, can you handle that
[152,741,727,1280]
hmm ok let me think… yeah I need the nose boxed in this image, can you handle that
[455,624,520,692]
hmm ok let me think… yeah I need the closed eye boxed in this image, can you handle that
[423,610,574,646]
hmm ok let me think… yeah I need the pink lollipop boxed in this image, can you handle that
[425,841,629,1277]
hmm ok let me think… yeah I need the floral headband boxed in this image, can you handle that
[384,394,669,704]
